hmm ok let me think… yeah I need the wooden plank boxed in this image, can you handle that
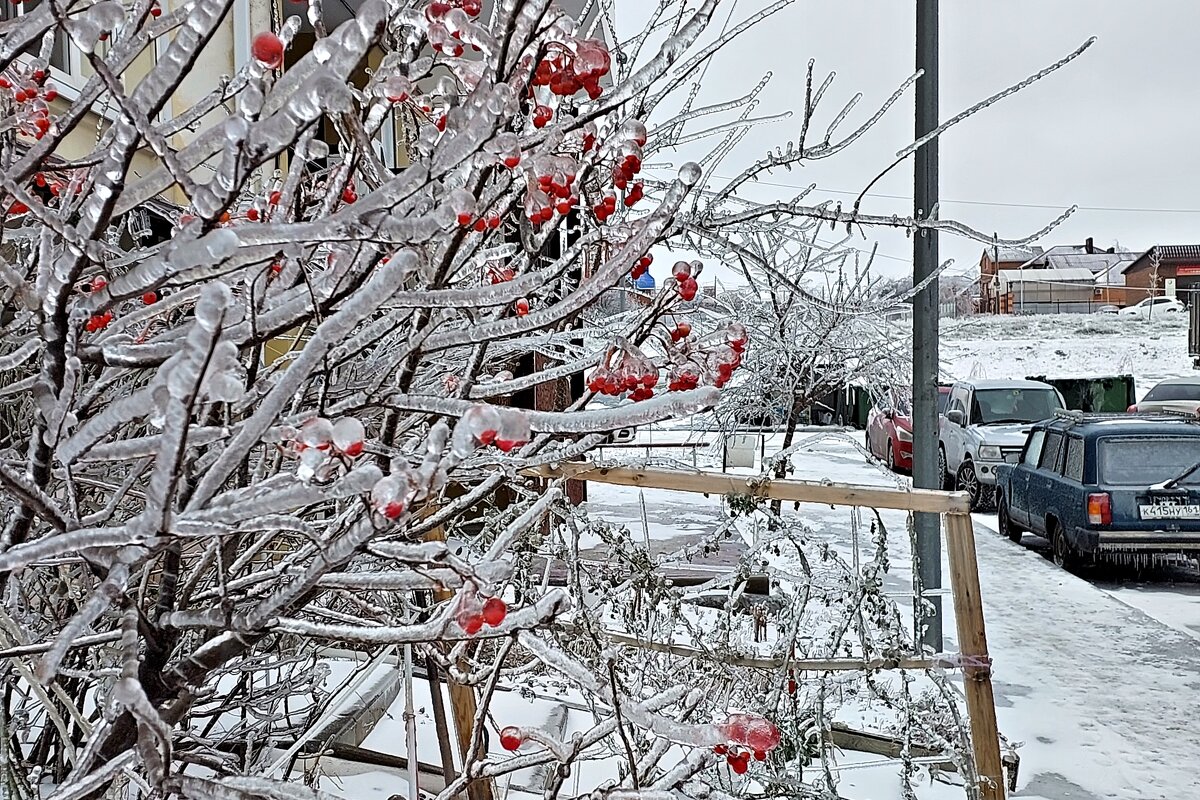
[603,630,935,672]
[829,723,956,771]
[527,462,971,514]
[944,512,1006,800]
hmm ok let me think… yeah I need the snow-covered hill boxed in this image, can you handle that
[938,313,1193,399]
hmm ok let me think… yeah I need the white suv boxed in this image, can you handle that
[1119,296,1185,320]
[939,379,1066,510]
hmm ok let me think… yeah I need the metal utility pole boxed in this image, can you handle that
[912,0,942,651]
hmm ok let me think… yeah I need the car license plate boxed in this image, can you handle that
[1139,503,1200,520]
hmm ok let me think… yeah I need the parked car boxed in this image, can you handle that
[1118,296,1185,320]
[1128,377,1200,414]
[1094,305,1119,315]
[866,386,951,472]
[939,379,1067,509]
[995,412,1200,568]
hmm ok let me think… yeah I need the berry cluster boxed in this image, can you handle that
[665,321,748,391]
[672,260,700,302]
[524,156,579,225]
[712,744,767,774]
[1,63,59,141]
[531,38,610,100]
[588,347,658,401]
[712,712,781,772]
[631,253,653,281]
[460,404,531,453]
[425,0,483,57]
[454,588,508,634]
[277,417,369,483]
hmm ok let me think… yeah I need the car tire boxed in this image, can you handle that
[956,460,994,512]
[886,440,896,473]
[997,499,1022,544]
[1049,520,1079,570]
[938,446,952,490]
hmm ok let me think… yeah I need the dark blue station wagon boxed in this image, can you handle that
[994,412,1200,568]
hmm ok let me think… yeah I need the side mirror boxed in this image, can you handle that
[946,409,965,426]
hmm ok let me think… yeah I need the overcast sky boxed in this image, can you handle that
[617,0,1200,285]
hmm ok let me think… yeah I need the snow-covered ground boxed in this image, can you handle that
[940,313,1193,396]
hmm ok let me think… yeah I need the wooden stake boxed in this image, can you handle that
[944,511,1006,800]
[425,522,494,800]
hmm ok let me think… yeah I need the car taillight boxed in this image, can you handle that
[1127,404,1138,413]
[1087,493,1111,526]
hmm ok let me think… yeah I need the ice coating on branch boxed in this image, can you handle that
[679,162,703,186]
[719,713,781,752]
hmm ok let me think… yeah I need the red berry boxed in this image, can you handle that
[31,70,45,83]
[787,678,797,694]
[499,727,522,751]
[487,215,501,229]
[150,3,162,16]
[341,441,364,457]
[729,754,748,774]
[713,744,727,755]
[473,218,487,232]
[753,750,766,761]
[246,208,259,221]
[494,438,522,453]
[43,88,58,102]
[8,201,29,216]
[515,298,529,316]
[90,276,107,292]
[461,614,483,635]
[251,32,285,68]
[269,190,282,205]
[478,429,497,446]
[503,155,520,169]
[142,291,158,305]
[342,188,357,204]
[482,597,507,626]
[384,501,405,519]
[457,212,473,226]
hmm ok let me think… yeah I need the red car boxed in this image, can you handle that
[866,386,951,472]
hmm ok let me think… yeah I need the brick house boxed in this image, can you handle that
[1121,245,1200,305]
[978,245,1044,313]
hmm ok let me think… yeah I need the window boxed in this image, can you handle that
[2,0,74,79]
[1098,437,1200,485]
[1063,436,1085,482]
[937,391,950,415]
[1142,381,1200,403]
[1039,431,1064,471]
[1023,430,1046,466]
[972,388,1064,425]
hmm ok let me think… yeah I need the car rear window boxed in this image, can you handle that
[1142,382,1200,402]
[1098,436,1200,485]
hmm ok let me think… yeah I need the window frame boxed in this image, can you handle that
[1039,430,1065,472]
[1063,435,1085,483]
[1022,430,1046,467]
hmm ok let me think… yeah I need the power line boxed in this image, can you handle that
[714,174,1200,214]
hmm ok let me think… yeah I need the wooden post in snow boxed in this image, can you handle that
[424,522,494,800]
[944,510,1006,800]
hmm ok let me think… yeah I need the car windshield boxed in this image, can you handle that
[1142,382,1200,402]
[1099,437,1200,485]
[893,396,912,415]
[971,388,1062,425]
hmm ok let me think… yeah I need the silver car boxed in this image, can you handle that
[939,378,1067,510]
[1129,377,1200,415]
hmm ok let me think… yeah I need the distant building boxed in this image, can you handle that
[978,245,1044,313]
[986,238,1137,314]
[1121,245,1200,305]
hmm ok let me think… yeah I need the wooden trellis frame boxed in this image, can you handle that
[532,462,1006,800]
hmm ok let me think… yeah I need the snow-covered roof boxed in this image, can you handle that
[1017,245,1136,275]
[1000,267,1096,283]
[983,245,1044,262]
